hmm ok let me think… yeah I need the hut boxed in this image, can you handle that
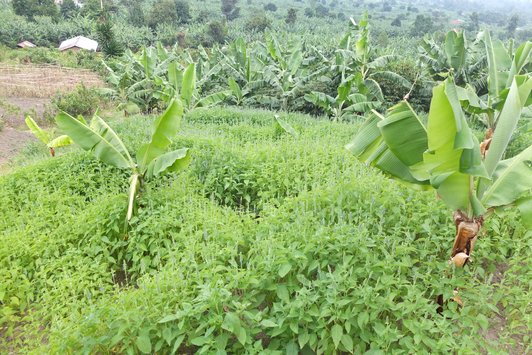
[58,36,98,52]
[17,41,36,48]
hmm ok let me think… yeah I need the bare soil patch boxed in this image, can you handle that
[0,64,104,98]
[0,127,36,165]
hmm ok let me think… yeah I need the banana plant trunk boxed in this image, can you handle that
[450,210,483,267]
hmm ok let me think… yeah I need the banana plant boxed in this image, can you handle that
[304,75,381,121]
[55,99,191,221]
[417,30,486,87]
[347,76,532,265]
[457,34,531,129]
[157,63,228,112]
[256,33,326,111]
[333,13,411,102]
[25,116,73,157]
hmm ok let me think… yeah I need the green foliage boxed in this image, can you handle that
[348,76,531,219]
[96,14,124,58]
[174,0,191,24]
[51,83,103,118]
[1,107,529,353]
[60,0,78,19]
[148,0,178,28]
[221,0,240,20]
[12,0,58,20]
[55,99,191,221]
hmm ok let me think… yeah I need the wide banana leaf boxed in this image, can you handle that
[90,114,134,164]
[481,145,532,208]
[56,112,134,169]
[346,110,427,185]
[136,99,183,172]
[483,31,512,101]
[423,82,487,213]
[506,41,531,87]
[228,77,243,102]
[195,91,228,108]
[145,148,191,178]
[377,101,427,167]
[516,196,532,230]
[25,116,50,144]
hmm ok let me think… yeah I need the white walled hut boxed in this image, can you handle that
[58,36,98,52]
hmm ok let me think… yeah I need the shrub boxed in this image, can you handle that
[51,83,103,117]
[264,2,277,12]
[245,14,271,32]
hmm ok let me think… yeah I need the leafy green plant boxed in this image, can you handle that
[52,83,103,118]
[347,76,531,264]
[55,99,191,221]
[25,116,72,156]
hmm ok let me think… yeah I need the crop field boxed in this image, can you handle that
[0,0,531,353]
[0,64,104,98]
[0,107,530,353]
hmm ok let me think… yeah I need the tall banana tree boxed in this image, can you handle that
[347,76,531,265]
[55,99,191,221]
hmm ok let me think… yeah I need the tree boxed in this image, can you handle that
[96,13,124,57]
[60,0,79,19]
[148,0,177,28]
[208,20,228,44]
[466,12,479,32]
[175,0,191,24]
[128,0,145,26]
[411,14,433,36]
[12,0,59,20]
[285,8,297,25]
[263,3,277,12]
[245,14,270,32]
[391,16,401,27]
[221,0,240,20]
[506,14,519,38]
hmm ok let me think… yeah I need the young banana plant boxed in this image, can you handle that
[25,116,73,157]
[347,75,532,266]
[158,63,228,112]
[304,75,381,121]
[55,99,191,221]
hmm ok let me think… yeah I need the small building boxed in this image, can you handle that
[58,36,98,52]
[17,41,36,49]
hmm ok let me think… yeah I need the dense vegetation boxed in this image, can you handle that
[1,108,530,352]
[0,0,531,353]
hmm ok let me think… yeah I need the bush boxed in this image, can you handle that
[245,14,271,32]
[51,83,104,117]
[264,2,277,12]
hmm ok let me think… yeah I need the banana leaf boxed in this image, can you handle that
[137,99,183,172]
[25,116,50,144]
[145,148,191,178]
